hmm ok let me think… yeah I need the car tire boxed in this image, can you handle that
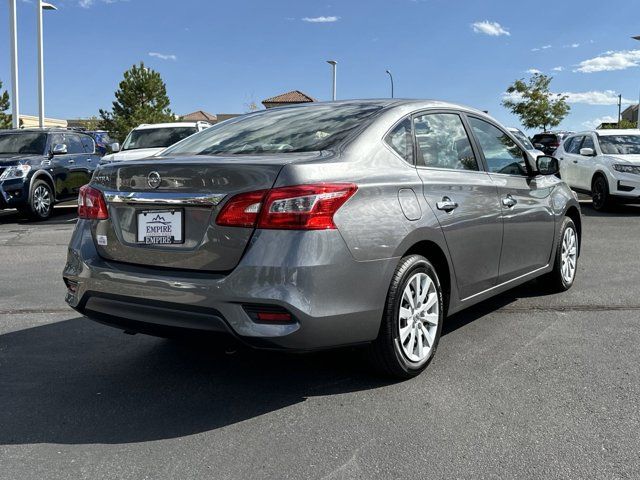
[545,217,579,292]
[591,175,613,211]
[24,179,54,220]
[369,254,444,379]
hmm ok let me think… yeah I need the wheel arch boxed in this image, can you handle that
[402,240,452,315]
[564,205,582,255]
[590,170,608,190]
[29,170,56,202]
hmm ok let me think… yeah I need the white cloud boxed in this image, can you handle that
[552,66,564,72]
[526,68,542,74]
[582,115,617,129]
[531,48,540,52]
[561,90,634,105]
[471,21,510,37]
[542,44,552,49]
[148,52,177,61]
[564,43,580,48]
[575,49,640,73]
[302,16,340,23]
[79,0,93,6]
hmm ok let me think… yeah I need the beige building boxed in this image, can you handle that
[18,115,67,129]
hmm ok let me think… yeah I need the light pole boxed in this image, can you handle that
[9,0,20,129]
[385,70,394,98]
[633,36,640,129]
[37,1,57,128]
[326,60,337,101]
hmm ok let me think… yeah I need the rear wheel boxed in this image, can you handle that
[369,255,443,379]
[24,180,54,220]
[591,175,612,211]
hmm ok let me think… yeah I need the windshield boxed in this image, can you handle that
[510,130,534,150]
[122,127,198,151]
[0,132,48,155]
[598,135,640,155]
[161,103,384,156]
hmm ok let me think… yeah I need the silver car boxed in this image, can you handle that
[63,100,581,378]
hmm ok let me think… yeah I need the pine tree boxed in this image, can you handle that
[0,80,11,129]
[502,73,570,132]
[99,62,175,142]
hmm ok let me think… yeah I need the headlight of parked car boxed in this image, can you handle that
[0,165,31,181]
[613,164,640,175]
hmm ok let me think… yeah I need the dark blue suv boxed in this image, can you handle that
[0,129,100,220]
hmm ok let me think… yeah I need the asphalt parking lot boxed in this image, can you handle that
[1,201,639,480]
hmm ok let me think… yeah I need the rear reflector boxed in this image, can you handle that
[243,304,295,324]
[78,185,109,220]
[216,183,357,230]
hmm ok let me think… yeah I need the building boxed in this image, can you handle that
[181,110,218,123]
[18,115,67,128]
[261,90,315,109]
[621,104,638,124]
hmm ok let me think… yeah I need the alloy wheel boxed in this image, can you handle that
[561,227,577,284]
[33,185,51,217]
[398,272,439,363]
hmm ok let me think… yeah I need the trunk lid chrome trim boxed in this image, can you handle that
[103,191,226,206]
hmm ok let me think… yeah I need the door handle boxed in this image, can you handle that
[572,160,578,164]
[436,197,458,212]
[68,159,75,164]
[86,158,92,162]
[502,195,517,208]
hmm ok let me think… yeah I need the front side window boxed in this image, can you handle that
[122,127,198,151]
[566,136,584,154]
[80,135,95,153]
[413,113,478,171]
[468,117,528,176]
[597,134,640,155]
[384,118,414,164]
[162,104,384,156]
[66,134,84,154]
[0,132,47,155]
[581,135,595,154]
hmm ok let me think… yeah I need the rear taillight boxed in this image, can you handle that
[215,183,357,230]
[78,185,109,220]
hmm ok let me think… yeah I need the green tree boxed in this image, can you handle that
[502,73,570,132]
[601,119,636,129]
[0,79,11,129]
[99,62,174,142]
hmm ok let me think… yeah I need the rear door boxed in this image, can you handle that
[467,116,555,283]
[413,111,503,299]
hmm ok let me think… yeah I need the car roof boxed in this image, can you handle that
[134,122,202,130]
[593,129,640,136]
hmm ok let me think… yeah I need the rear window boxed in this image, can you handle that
[161,103,384,156]
[122,127,198,151]
[531,134,558,145]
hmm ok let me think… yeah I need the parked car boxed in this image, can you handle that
[507,127,544,157]
[85,130,115,156]
[555,129,640,210]
[63,100,581,378]
[99,121,211,164]
[531,131,573,156]
[0,129,99,220]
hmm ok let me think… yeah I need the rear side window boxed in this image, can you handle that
[80,135,95,153]
[413,113,478,171]
[384,118,414,164]
[468,117,528,176]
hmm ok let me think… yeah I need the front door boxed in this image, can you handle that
[413,111,503,300]
[467,116,556,283]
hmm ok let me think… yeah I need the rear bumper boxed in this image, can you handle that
[63,220,398,350]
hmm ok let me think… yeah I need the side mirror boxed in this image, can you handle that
[109,142,120,153]
[536,155,559,176]
[51,144,68,155]
[580,147,595,156]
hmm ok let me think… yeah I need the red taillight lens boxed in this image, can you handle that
[78,185,109,220]
[258,183,357,230]
[215,184,357,230]
[216,190,266,227]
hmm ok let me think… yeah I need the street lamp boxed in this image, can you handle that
[326,60,337,101]
[632,36,640,129]
[37,1,57,128]
[8,0,20,129]
[385,70,394,98]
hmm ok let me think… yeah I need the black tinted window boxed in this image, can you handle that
[66,134,84,154]
[162,104,384,156]
[413,113,478,171]
[469,117,528,176]
[0,132,47,154]
[384,118,414,164]
[532,134,557,146]
[80,135,95,153]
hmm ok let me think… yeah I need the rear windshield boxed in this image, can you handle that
[0,132,48,155]
[161,103,384,156]
[122,127,198,151]
[598,135,640,155]
[531,134,557,145]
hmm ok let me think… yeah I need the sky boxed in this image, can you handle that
[1,0,640,132]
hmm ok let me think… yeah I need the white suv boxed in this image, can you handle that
[100,121,211,164]
[556,129,640,210]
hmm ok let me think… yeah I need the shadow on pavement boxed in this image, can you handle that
[0,205,77,226]
[580,201,640,218]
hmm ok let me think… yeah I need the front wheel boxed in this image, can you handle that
[546,217,579,292]
[591,175,612,211]
[24,180,54,220]
[369,255,444,379]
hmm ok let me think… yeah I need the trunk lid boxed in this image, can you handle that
[91,153,320,271]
